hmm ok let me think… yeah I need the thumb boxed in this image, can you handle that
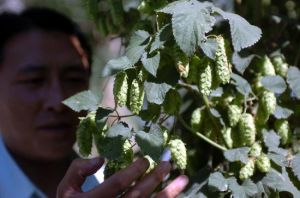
[57,157,104,197]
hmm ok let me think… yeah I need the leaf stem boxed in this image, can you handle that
[108,114,135,118]
[178,116,227,151]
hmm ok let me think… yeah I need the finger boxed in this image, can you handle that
[86,158,149,198]
[57,157,104,197]
[154,175,189,198]
[123,161,171,198]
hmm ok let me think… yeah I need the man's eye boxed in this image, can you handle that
[21,78,44,85]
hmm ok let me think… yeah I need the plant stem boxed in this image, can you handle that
[178,116,227,151]
[108,114,135,118]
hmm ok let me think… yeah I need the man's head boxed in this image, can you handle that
[0,7,91,161]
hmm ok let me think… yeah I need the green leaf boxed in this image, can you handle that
[63,90,101,112]
[261,75,287,94]
[95,107,113,121]
[263,130,288,156]
[273,105,294,119]
[144,81,172,104]
[224,147,249,164]
[291,154,300,181]
[287,66,300,99]
[159,0,215,55]
[99,136,125,160]
[199,38,218,60]
[136,124,164,162]
[232,52,255,74]
[150,24,170,53]
[102,56,132,76]
[208,172,228,192]
[267,153,287,167]
[106,123,131,139]
[227,178,258,198]
[125,30,150,64]
[214,9,262,52]
[231,73,252,96]
[262,168,300,197]
[141,52,160,77]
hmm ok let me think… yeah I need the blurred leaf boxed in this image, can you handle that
[63,90,100,112]
[261,75,287,94]
[102,56,132,76]
[224,147,249,163]
[144,81,172,104]
[287,66,300,99]
[232,52,255,74]
[136,124,164,162]
[291,154,300,181]
[106,123,131,139]
[273,105,294,119]
[231,73,252,96]
[141,52,160,77]
[208,172,228,191]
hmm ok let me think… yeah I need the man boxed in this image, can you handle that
[0,7,188,198]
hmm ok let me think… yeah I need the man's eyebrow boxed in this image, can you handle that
[17,64,47,74]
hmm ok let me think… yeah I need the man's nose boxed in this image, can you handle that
[43,79,66,112]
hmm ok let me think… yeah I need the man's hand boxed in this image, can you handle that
[57,157,188,198]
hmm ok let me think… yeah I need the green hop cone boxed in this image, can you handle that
[259,55,276,76]
[256,153,271,173]
[227,104,242,127]
[163,89,181,115]
[190,108,204,132]
[144,155,157,174]
[129,79,145,114]
[271,55,289,77]
[249,142,262,157]
[221,127,233,149]
[168,139,187,170]
[239,159,255,180]
[260,90,277,116]
[275,119,292,145]
[113,71,128,107]
[77,115,97,157]
[198,58,213,96]
[239,113,256,146]
[215,36,232,84]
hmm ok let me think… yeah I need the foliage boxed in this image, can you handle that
[64,0,300,197]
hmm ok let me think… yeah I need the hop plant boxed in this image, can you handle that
[239,113,256,146]
[260,55,276,76]
[249,142,262,157]
[163,89,181,115]
[271,55,289,77]
[129,79,145,114]
[260,90,277,116]
[227,104,242,127]
[77,115,97,157]
[239,159,255,180]
[221,127,233,149]
[113,71,128,107]
[256,153,271,173]
[168,139,187,170]
[190,107,204,132]
[275,119,292,145]
[215,36,232,84]
[198,58,213,96]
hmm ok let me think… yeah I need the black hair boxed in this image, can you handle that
[0,7,92,66]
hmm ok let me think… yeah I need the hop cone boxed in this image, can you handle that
[239,113,256,146]
[256,153,271,173]
[260,55,275,76]
[239,159,255,180]
[113,72,128,107]
[227,104,242,127]
[260,90,277,116]
[198,58,213,96]
[215,36,232,84]
[275,119,292,145]
[168,139,187,170]
[129,79,144,114]
[249,142,262,157]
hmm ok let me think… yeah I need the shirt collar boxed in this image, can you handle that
[0,135,46,198]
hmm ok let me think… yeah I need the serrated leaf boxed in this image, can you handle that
[144,81,172,104]
[208,172,228,192]
[231,73,252,96]
[141,52,160,77]
[63,90,101,112]
[136,124,164,162]
[262,168,300,197]
[261,75,287,94]
[106,123,131,139]
[287,66,300,99]
[227,177,258,198]
[125,30,150,64]
[291,154,300,181]
[199,38,218,60]
[224,147,249,163]
[273,105,294,119]
[159,0,215,55]
[262,129,280,150]
[232,52,255,74]
[215,9,262,51]
[102,56,132,76]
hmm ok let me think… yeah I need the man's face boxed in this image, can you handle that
[0,30,90,161]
